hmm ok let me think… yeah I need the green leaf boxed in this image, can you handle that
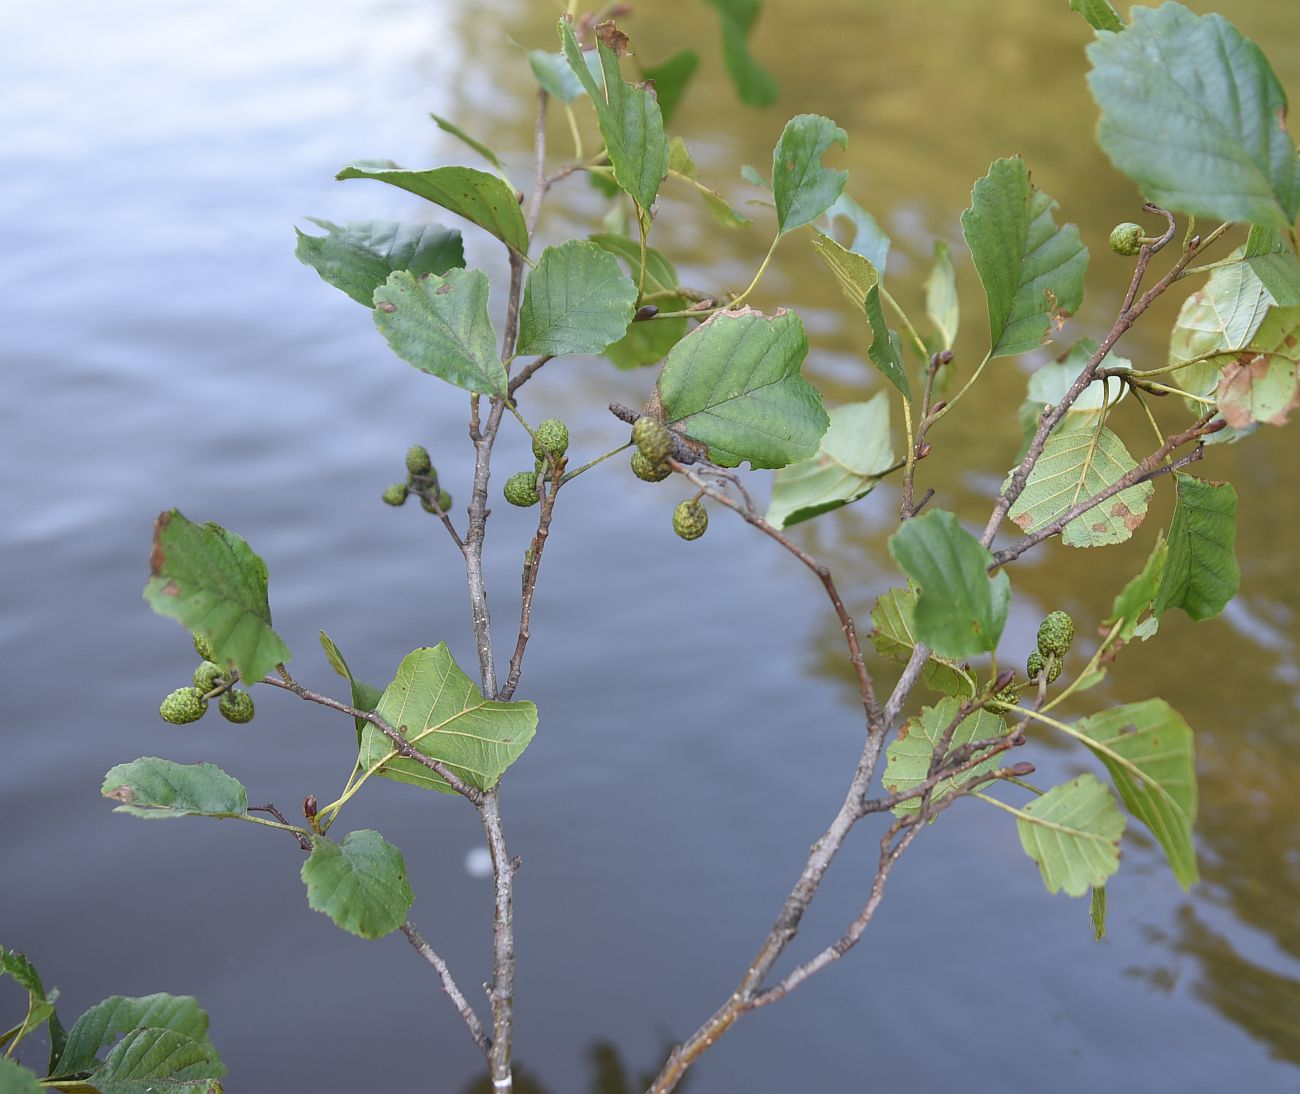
[53,994,216,1079]
[144,511,291,682]
[824,193,889,273]
[810,230,874,309]
[883,698,1008,816]
[1069,0,1122,33]
[1154,474,1240,621]
[809,232,909,397]
[301,830,413,940]
[372,268,508,396]
[588,233,687,367]
[740,163,770,191]
[1027,338,1130,414]
[1213,302,1300,428]
[1013,774,1126,897]
[707,0,779,107]
[101,759,247,820]
[527,48,601,103]
[1086,5,1300,230]
[1168,259,1272,404]
[92,1028,223,1093]
[1245,226,1300,307]
[1074,700,1199,889]
[924,240,959,352]
[766,394,894,528]
[429,112,505,172]
[771,114,848,235]
[655,308,829,469]
[866,286,909,399]
[668,138,752,227]
[1105,532,1168,641]
[0,1060,42,1094]
[1090,886,1108,941]
[560,21,668,213]
[320,631,384,745]
[294,218,464,308]
[0,948,55,1047]
[516,240,638,356]
[887,510,1011,661]
[358,644,537,794]
[962,156,1087,358]
[869,586,977,699]
[642,50,699,126]
[337,161,528,255]
[1006,425,1153,548]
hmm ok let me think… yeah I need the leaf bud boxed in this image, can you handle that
[631,450,672,482]
[219,689,255,724]
[532,419,570,462]
[634,304,659,321]
[193,632,217,663]
[1108,222,1143,256]
[503,471,541,507]
[160,686,208,725]
[672,499,708,541]
[1036,611,1075,658]
[405,445,433,477]
[193,661,224,694]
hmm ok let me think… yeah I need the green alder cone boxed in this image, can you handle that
[672,499,708,540]
[504,471,541,507]
[193,632,216,662]
[1027,650,1061,685]
[160,687,208,725]
[382,482,409,506]
[219,690,256,724]
[439,489,452,511]
[1036,611,1075,658]
[632,417,673,463]
[532,419,569,461]
[1109,222,1143,256]
[631,450,672,482]
[193,661,224,694]
[405,445,433,476]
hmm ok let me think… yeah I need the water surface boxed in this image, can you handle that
[3,1,1299,1090]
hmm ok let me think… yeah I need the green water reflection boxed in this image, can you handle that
[456,0,1299,1074]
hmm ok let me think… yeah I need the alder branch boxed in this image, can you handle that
[263,670,484,805]
[989,414,1216,568]
[899,350,951,520]
[409,474,467,554]
[500,467,563,701]
[981,212,1231,549]
[673,461,883,735]
[752,761,1031,1007]
[402,921,492,1055]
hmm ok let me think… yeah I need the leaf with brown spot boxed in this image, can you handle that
[1006,425,1152,548]
[143,510,291,682]
[594,20,630,55]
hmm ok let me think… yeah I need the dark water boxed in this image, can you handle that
[4,1,1299,1090]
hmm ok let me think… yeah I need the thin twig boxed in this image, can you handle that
[674,462,882,736]
[752,762,1027,1007]
[982,214,1230,549]
[401,922,491,1054]
[247,803,312,851]
[990,415,1215,568]
[500,472,562,701]
[506,354,553,398]
[900,350,951,520]
[261,672,484,805]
